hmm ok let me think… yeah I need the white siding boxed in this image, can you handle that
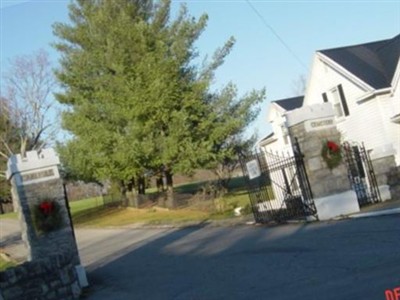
[339,98,387,150]
[382,92,400,165]
[304,54,400,165]
[304,55,368,108]
[261,51,400,166]
[261,104,294,155]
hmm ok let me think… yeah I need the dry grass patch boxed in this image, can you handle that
[73,206,209,227]
[71,185,252,227]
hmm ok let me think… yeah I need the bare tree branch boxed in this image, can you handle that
[1,50,59,198]
[291,74,307,96]
[1,50,58,158]
[0,151,9,160]
[0,136,14,156]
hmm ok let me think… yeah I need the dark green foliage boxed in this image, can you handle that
[53,0,265,197]
[321,141,342,169]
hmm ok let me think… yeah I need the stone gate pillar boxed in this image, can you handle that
[6,148,87,286]
[286,103,360,220]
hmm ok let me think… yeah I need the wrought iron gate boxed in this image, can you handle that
[239,139,316,223]
[342,142,381,207]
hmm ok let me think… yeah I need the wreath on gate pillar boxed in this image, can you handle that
[32,200,63,234]
[321,140,342,169]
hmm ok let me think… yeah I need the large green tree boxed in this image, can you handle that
[204,83,264,194]
[53,0,265,205]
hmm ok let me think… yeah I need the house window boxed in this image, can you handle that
[331,87,344,118]
[322,92,328,103]
[323,84,350,118]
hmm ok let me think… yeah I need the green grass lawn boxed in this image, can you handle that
[69,196,104,215]
[0,177,253,227]
[0,212,17,219]
[0,197,104,220]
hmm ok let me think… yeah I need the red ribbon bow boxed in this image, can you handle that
[39,201,54,215]
[327,141,340,153]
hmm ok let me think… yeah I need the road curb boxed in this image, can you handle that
[347,207,400,219]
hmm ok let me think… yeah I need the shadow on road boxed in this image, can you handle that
[84,215,400,300]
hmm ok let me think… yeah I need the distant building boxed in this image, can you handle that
[258,96,303,154]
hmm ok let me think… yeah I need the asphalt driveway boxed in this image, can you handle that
[1,214,399,300]
[78,216,400,300]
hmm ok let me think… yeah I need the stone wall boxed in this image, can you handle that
[13,178,79,264]
[371,155,396,186]
[370,155,397,201]
[387,166,400,201]
[289,124,351,198]
[0,251,81,300]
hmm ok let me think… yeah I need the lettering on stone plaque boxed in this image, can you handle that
[305,118,335,132]
[310,119,334,128]
[21,169,55,183]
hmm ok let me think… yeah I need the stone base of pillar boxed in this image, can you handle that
[314,190,360,220]
[378,185,391,202]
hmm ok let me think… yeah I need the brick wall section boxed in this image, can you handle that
[289,123,351,198]
[0,251,81,300]
[12,178,79,264]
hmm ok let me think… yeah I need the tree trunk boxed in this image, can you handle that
[126,178,139,208]
[118,180,128,206]
[214,166,232,196]
[20,137,27,158]
[138,176,146,195]
[164,169,175,208]
[156,176,164,192]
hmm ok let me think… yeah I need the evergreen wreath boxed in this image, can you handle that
[321,140,342,169]
[32,200,63,234]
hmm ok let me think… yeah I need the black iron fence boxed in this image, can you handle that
[239,139,316,223]
[342,141,381,207]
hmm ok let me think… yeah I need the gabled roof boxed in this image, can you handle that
[258,132,276,147]
[273,96,304,111]
[260,132,274,142]
[320,34,400,90]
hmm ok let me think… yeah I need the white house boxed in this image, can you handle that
[304,34,400,166]
[258,96,303,154]
[260,34,400,166]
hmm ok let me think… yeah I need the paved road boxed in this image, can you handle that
[1,216,399,300]
[81,217,399,300]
